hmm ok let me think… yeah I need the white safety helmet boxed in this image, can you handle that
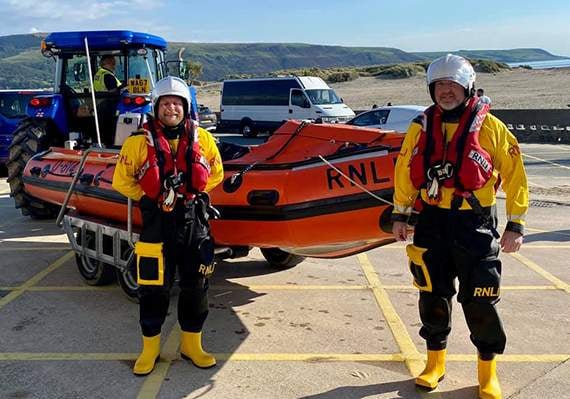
[151,76,191,116]
[426,54,476,101]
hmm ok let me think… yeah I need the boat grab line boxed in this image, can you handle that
[318,155,394,206]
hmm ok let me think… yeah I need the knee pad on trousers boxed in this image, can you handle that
[462,301,506,354]
[419,292,452,350]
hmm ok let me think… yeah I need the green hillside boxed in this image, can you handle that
[0,33,565,89]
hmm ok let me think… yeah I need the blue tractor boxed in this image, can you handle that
[6,30,197,218]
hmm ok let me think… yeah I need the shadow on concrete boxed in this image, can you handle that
[524,229,570,243]
[298,378,478,399]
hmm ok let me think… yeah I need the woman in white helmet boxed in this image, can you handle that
[391,54,528,399]
[113,76,224,376]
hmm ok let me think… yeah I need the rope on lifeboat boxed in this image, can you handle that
[317,155,394,207]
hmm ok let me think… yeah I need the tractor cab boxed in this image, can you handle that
[30,30,171,147]
[8,30,197,217]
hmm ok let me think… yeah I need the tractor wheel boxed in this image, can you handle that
[260,247,305,269]
[6,118,60,218]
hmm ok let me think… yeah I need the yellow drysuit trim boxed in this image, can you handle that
[406,244,432,292]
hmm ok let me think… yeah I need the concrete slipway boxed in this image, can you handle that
[0,143,568,399]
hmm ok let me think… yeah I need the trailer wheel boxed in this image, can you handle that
[75,254,116,286]
[6,118,60,219]
[260,247,305,269]
[240,120,257,138]
[116,249,139,303]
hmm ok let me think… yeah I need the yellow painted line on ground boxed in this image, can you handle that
[1,352,566,363]
[380,285,558,291]
[211,284,370,291]
[0,286,120,292]
[216,353,404,361]
[523,153,570,170]
[0,353,137,361]
[510,252,570,293]
[29,286,120,292]
[357,254,424,376]
[0,251,74,309]
[0,246,71,252]
[1,284,555,293]
[136,324,181,399]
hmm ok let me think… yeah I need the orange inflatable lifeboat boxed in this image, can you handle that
[22,120,403,258]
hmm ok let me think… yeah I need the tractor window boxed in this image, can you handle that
[126,49,159,94]
[64,55,92,94]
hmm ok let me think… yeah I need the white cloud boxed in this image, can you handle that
[29,27,40,33]
[3,0,162,21]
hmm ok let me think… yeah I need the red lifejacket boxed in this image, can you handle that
[137,117,210,201]
[409,97,493,193]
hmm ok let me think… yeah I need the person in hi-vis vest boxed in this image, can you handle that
[93,55,123,93]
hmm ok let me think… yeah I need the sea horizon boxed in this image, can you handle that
[507,59,570,69]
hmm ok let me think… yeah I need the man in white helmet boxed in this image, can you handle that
[391,54,528,398]
[112,76,223,376]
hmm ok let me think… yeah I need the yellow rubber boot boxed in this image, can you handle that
[415,349,446,390]
[180,331,216,369]
[133,335,161,376]
[478,357,502,399]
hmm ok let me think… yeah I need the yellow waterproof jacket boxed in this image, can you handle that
[112,126,224,201]
[393,113,528,228]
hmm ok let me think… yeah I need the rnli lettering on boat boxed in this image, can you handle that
[327,160,390,190]
[52,160,80,175]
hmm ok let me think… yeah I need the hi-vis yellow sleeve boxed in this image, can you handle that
[112,134,148,201]
[393,122,422,217]
[487,115,529,226]
[198,127,224,193]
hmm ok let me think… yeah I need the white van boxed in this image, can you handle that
[219,76,355,137]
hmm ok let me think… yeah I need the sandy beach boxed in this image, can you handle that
[196,67,570,111]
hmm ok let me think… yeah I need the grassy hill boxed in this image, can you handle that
[0,33,565,88]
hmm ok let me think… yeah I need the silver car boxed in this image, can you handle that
[346,105,426,133]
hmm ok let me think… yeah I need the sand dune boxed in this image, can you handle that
[196,68,570,111]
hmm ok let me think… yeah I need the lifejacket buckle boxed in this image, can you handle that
[426,162,454,181]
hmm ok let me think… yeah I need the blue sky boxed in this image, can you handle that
[0,0,569,56]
